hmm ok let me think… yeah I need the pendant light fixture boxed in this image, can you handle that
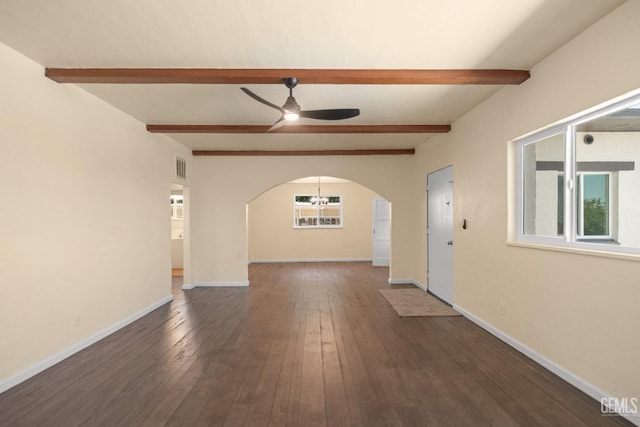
[310,176,328,209]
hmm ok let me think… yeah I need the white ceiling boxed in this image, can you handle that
[0,0,625,151]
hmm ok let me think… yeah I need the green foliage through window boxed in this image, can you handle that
[583,197,608,236]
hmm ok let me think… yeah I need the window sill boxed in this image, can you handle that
[294,226,344,230]
[506,240,640,262]
[576,238,618,244]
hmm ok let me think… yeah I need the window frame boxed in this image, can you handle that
[514,90,640,255]
[576,172,612,240]
[293,193,344,229]
[516,125,570,246]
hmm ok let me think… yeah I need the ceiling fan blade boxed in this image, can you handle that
[267,117,286,132]
[299,108,360,120]
[240,87,286,114]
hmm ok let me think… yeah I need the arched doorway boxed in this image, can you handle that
[247,176,390,267]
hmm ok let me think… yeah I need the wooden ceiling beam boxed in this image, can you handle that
[146,124,451,134]
[192,149,415,156]
[45,68,529,85]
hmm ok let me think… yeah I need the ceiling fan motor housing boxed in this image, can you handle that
[283,96,300,113]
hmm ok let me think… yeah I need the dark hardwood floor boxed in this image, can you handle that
[0,262,630,426]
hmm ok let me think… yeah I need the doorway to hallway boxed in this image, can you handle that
[170,183,185,294]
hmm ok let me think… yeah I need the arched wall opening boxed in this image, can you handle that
[188,155,420,287]
[247,176,388,265]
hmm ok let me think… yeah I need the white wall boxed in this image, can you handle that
[248,180,379,262]
[414,1,640,404]
[0,42,191,388]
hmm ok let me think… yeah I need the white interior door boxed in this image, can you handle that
[372,197,390,267]
[427,166,454,304]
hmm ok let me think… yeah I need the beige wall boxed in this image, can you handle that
[190,155,418,285]
[248,181,379,261]
[0,42,191,386]
[414,1,640,401]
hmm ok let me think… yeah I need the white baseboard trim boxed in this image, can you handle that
[453,304,640,426]
[181,283,195,290]
[388,278,427,291]
[249,258,372,264]
[0,294,173,395]
[189,281,250,288]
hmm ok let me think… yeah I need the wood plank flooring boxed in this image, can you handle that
[0,262,631,426]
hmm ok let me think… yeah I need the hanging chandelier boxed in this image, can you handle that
[310,177,328,208]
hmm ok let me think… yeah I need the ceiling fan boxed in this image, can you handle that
[241,77,360,131]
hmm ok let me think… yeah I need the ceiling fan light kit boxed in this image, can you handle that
[281,77,300,120]
[283,110,300,121]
